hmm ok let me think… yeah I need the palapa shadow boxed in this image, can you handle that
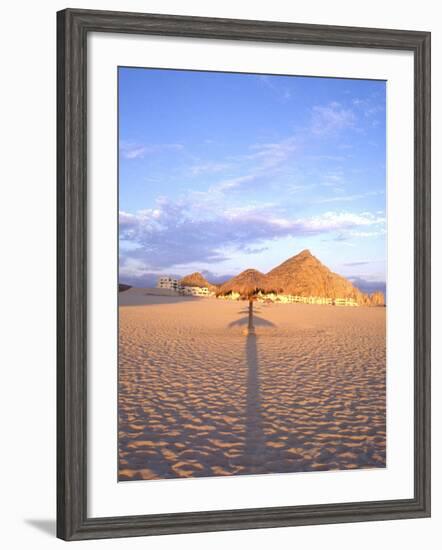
[227,308,276,473]
[243,333,267,474]
[228,315,275,328]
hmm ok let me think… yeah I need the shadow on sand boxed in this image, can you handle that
[119,292,203,307]
[243,333,267,474]
[226,308,276,472]
[228,315,276,329]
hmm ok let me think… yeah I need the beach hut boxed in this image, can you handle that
[217,269,276,335]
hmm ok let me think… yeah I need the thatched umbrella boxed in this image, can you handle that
[217,269,275,334]
[179,272,217,293]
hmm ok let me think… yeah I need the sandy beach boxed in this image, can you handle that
[118,288,386,481]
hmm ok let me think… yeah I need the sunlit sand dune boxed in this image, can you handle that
[118,288,386,481]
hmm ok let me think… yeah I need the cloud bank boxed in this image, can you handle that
[119,197,385,280]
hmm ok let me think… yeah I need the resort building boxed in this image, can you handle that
[215,290,359,306]
[216,291,241,301]
[180,285,211,297]
[253,292,358,306]
[156,277,360,306]
[333,297,359,307]
[157,276,180,292]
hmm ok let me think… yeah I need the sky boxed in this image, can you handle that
[119,67,386,293]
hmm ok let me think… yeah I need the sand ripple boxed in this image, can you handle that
[118,293,386,480]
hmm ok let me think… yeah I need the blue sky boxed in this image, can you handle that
[119,67,386,293]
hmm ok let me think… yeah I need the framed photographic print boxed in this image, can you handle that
[57,8,431,541]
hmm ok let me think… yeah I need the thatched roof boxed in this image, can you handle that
[217,269,275,296]
[180,250,384,306]
[265,249,367,303]
[179,272,217,292]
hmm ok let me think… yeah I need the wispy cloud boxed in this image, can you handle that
[120,141,184,160]
[316,190,384,203]
[352,95,385,129]
[246,137,298,169]
[299,211,385,232]
[258,75,292,102]
[343,261,371,266]
[190,161,232,176]
[212,174,257,192]
[320,170,345,187]
[181,98,362,201]
[352,97,385,118]
[307,154,347,162]
[311,101,356,135]
[190,136,300,197]
[349,229,386,238]
[186,100,357,199]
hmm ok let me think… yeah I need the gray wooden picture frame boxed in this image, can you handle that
[57,8,431,541]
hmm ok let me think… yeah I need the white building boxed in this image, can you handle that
[180,285,210,297]
[157,276,180,292]
[217,291,241,301]
[333,297,358,307]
